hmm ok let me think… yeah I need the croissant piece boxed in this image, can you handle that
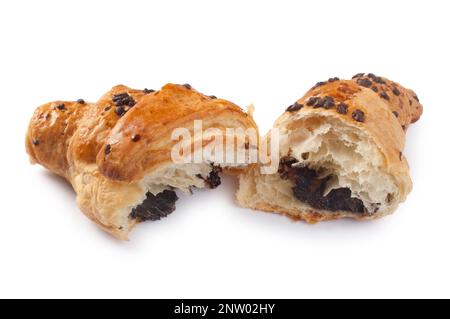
[236,74,422,222]
[26,83,257,239]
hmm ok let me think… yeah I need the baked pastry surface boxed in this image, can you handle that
[26,84,257,239]
[236,74,422,222]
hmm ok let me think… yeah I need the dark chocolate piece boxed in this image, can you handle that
[306,97,319,106]
[380,92,390,100]
[322,96,335,109]
[56,103,65,110]
[278,159,366,213]
[105,144,111,155]
[201,166,222,189]
[286,102,303,112]
[112,93,136,107]
[77,99,85,104]
[130,190,178,222]
[392,87,400,96]
[131,134,141,142]
[314,98,326,108]
[352,109,365,122]
[312,96,335,109]
[336,102,348,114]
[32,139,40,146]
[356,78,372,88]
[352,73,364,79]
[313,81,326,89]
[115,105,125,117]
[143,88,155,94]
[367,73,385,84]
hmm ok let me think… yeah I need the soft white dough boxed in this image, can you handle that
[238,115,399,215]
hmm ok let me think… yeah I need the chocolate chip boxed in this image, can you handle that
[314,98,325,108]
[380,92,390,100]
[105,144,111,155]
[306,96,319,106]
[104,106,111,112]
[328,77,339,82]
[115,105,125,117]
[313,96,335,109]
[392,87,400,96]
[413,95,420,102]
[209,95,217,99]
[56,103,65,110]
[352,109,365,122]
[143,88,155,94]
[32,139,40,146]
[371,86,379,93]
[183,83,192,89]
[356,78,372,88]
[112,93,136,107]
[313,81,326,89]
[131,134,141,142]
[77,99,85,104]
[352,73,364,79]
[286,102,303,112]
[402,125,406,130]
[337,103,348,114]
[393,111,399,117]
[323,96,335,109]
[367,73,385,84]
[399,151,403,161]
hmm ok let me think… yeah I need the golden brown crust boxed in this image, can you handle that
[26,83,257,239]
[290,80,408,181]
[351,73,423,129]
[26,100,91,178]
[237,74,422,223]
[68,85,148,166]
[248,201,389,224]
[98,84,257,182]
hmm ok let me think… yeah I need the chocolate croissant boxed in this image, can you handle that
[26,83,257,239]
[237,74,422,222]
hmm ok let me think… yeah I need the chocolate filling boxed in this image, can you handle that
[130,190,178,222]
[279,157,366,213]
[196,165,222,189]
[130,165,222,222]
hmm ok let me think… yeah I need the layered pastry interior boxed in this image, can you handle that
[129,163,222,222]
[278,115,398,215]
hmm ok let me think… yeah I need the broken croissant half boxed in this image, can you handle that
[237,74,422,222]
[26,83,257,239]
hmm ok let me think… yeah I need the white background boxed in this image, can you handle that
[0,0,449,299]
